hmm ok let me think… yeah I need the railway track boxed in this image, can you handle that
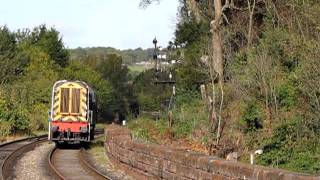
[48,146,112,180]
[48,128,112,180]
[0,128,109,180]
[0,135,48,180]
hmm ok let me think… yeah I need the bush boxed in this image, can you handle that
[63,62,113,120]
[137,93,160,111]
[0,120,11,137]
[0,104,30,135]
[256,118,320,174]
[127,117,158,143]
[133,69,172,112]
[276,83,296,111]
[175,88,201,106]
[173,98,208,139]
[29,103,49,131]
[239,101,263,133]
[132,128,151,142]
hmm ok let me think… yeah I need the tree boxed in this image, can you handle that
[139,0,262,145]
[63,61,113,121]
[19,25,69,67]
[98,54,130,119]
[179,0,226,144]
[0,26,28,85]
[139,0,160,8]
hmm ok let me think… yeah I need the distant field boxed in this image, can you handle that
[128,65,148,73]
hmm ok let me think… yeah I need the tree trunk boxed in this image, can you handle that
[211,0,224,86]
[187,0,202,22]
[247,0,256,46]
[211,0,224,145]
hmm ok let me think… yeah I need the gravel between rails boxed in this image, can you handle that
[13,141,133,180]
[13,142,55,180]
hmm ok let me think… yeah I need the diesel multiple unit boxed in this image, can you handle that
[48,80,97,143]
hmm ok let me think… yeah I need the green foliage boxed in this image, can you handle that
[29,103,48,131]
[98,54,128,90]
[128,92,209,144]
[173,97,208,139]
[137,93,160,111]
[172,11,211,89]
[69,47,154,65]
[257,118,320,174]
[0,40,59,134]
[132,0,320,174]
[0,120,11,137]
[175,88,201,106]
[175,18,210,47]
[175,34,210,89]
[239,101,263,133]
[132,128,152,142]
[0,26,29,84]
[0,25,137,135]
[128,65,148,79]
[97,54,130,117]
[62,62,113,120]
[276,83,296,111]
[295,39,320,115]
[0,100,30,134]
[133,69,171,112]
[128,117,157,143]
[28,25,69,67]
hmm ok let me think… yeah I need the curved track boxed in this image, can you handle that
[0,135,48,180]
[49,147,111,180]
[48,128,112,180]
[0,128,109,180]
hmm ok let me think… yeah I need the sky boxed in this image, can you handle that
[0,0,179,50]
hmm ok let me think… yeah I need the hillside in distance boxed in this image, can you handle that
[69,47,155,64]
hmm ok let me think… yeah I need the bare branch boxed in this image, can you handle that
[247,0,256,45]
[221,0,230,12]
[139,0,160,8]
[222,13,230,25]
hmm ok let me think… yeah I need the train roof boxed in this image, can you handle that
[52,80,95,95]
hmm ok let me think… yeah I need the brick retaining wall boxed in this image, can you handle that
[104,125,319,180]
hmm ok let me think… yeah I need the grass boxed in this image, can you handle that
[89,136,109,165]
[128,64,148,73]
[95,123,106,130]
[127,117,160,143]
[128,64,152,78]
[0,135,29,143]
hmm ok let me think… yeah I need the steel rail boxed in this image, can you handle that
[78,148,113,180]
[0,135,48,180]
[48,129,112,180]
[48,147,112,180]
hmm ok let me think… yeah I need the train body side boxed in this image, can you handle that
[48,80,97,142]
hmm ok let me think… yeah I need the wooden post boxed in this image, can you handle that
[168,111,174,139]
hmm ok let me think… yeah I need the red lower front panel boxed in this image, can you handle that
[51,121,88,133]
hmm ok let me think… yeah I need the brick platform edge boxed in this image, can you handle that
[104,125,320,180]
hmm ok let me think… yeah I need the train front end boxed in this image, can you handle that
[48,80,96,143]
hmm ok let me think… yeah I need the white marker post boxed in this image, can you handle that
[250,154,254,165]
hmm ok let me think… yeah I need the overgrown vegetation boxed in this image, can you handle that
[0,25,133,137]
[132,0,320,174]
[1,0,319,175]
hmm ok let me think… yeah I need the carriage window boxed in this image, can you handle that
[71,88,81,113]
[60,88,69,113]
